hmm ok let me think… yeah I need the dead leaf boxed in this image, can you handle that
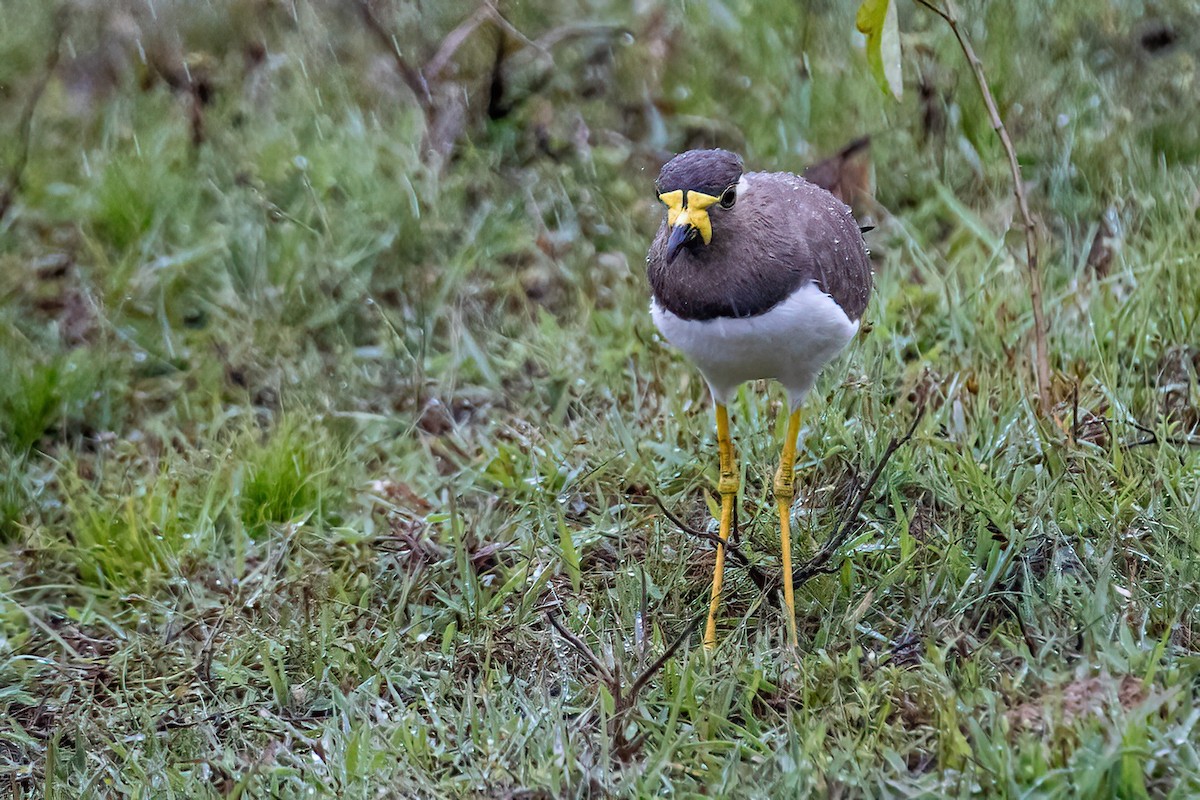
[1156,345,1199,428]
[803,136,873,214]
[1007,673,1149,733]
[368,479,433,514]
[1086,211,1119,278]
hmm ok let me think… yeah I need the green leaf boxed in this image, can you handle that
[856,0,903,100]
[558,512,581,594]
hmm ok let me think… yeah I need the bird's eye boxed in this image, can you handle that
[719,184,737,209]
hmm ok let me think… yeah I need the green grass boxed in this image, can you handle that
[2,0,1200,797]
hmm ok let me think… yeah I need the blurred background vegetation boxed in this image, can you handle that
[1,0,1199,796]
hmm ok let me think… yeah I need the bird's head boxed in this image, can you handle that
[655,149,745,263]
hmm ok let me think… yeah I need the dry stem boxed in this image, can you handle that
[0,8,67,225]
[790,402,925,588]
[915,0,1051,413]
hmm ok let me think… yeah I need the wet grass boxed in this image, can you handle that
[2,0,1200,797]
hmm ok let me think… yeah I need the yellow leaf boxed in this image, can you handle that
[857,0,903,101]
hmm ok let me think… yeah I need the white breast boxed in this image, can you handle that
[651,282,859,408]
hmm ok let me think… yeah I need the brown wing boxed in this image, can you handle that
[741,171,872,321]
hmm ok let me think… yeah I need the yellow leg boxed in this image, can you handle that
[775,408,803,648]
[703,403,738,650]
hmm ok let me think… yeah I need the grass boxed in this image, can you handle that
[2,0,1200,796]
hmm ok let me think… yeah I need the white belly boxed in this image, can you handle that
[650,282,859,407]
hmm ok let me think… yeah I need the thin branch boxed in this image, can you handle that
[353,0,433,109]
[146,56,209,147]
[1130,420,1155,437]
[483,4,542,54]
[1122,419,1200,450]
[623,613,704,709]
[913,0,951,23]
[652,494,777,601]
[545,610,614,686]
[543,610,703,763]
[545,608,702,761]
[791,403,925,588]
[356,1,539,108]
[997,594,1040,655]
[915,0,1050,414]
[0,7,67,225]
[424,5,495,82]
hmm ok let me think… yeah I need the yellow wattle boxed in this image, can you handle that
[658,189,719,245]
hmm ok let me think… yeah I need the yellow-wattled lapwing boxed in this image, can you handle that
[646,149,872,649]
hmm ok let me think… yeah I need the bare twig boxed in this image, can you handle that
[355,1,535,111]
[545,607,703,761]
[545,610,614,686]
[1122,420,1200,450]
[353,0,433,110]
[623,613,704,707]
[791,403,925,588]
[352,1,628,164]
[998,594,1040,655]
[914,0,1050,414]
[0,7,67,225]
[531,22,630,53]
[482,5,543,55]
[146,57,209,147]
[651,494,776,599]
[424,5,495,82]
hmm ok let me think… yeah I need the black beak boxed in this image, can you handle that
[666,225,698,263]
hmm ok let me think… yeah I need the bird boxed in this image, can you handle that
[645,148,872,649]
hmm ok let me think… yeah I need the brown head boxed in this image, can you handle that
[654,149,744,263]
[647,149,872,322]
